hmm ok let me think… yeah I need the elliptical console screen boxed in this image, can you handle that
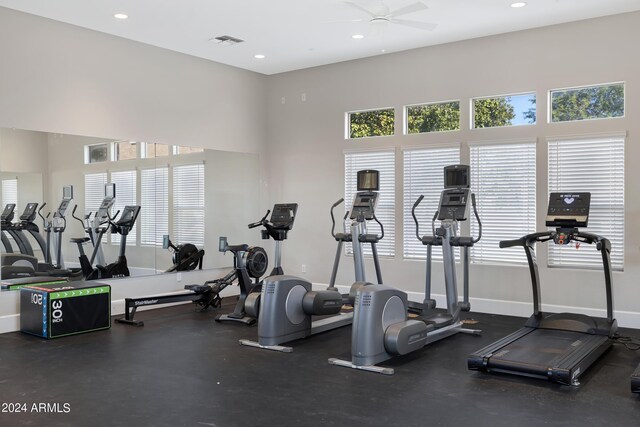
[546,192,590,228]
[444,165,470,189]
[351,192,379,220]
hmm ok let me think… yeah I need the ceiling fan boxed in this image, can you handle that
[344,1,437,31]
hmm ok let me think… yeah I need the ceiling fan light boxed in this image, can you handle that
[352,34,365,39]
[510,2,527,8]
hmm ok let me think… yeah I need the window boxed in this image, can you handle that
[472,93,536,129]
[141,143,170,158]
[110,170,137,245]
[174,146,204,155]
[140,168,169,246]
[84,173,108,216]
[470,142,537,264]
[2,178,18,207]
[112,141,137,161]
[173,164,205,247]
[84,144,109,164]
[344,150,395,257]
[403,147,460,260]
[548,136,624,270]
[406,101,460,134]
[550,82,624,123]
[347,108,395,139]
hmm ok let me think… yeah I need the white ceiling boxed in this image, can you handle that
[1,0,640,75]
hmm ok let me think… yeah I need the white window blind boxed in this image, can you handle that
[140,168,169,246]
[2,178,18,207]
[84,173,108,216]
[344,150,395,257]
[110,170,137,245]
[548,136,624,270]
[173,164,205,247]
[470,142,537,264]
[403,147,460,260]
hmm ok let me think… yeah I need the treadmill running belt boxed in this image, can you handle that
[488,328,609,378]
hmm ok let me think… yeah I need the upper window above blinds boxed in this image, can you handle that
[173,164,205,247]
[550,83,624,123]
[84,173,108,216]
[406,101,460,134]
[347,108,395,139]
[2,178,18,207]
[472,93,537,129]
[140,168,169,246]
[470,142,537,264]
[403,147,460,260]
[110,170,137,245]
[548,136,624,270]
[344,150,395,257]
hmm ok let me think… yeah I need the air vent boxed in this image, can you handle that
[211,35,244,46]
[266,283,276,294]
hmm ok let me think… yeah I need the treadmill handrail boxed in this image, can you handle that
[500,229,614,322]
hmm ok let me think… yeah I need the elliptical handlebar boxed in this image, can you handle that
[411,195,424,241]
[330,198,345,238]
[370,199,384,240]
[71,205,84,227]
[471,193,482,244]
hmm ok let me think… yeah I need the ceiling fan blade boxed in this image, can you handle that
[387,2,428,19]
[390,18,437,31]
[344,1,378,18]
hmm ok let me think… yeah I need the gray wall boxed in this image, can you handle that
[265,12,640,325]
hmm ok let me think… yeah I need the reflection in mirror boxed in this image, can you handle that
[0,127,260,282]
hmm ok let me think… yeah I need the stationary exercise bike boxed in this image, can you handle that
[329,165,482,374]
[239,171,382,352]
[218,203,298,325]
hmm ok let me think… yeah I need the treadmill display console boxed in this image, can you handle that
[545,192,590,228]
[20,203,38,221]
[1,204,15,220]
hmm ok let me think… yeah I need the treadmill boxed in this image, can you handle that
[468,192,617,386]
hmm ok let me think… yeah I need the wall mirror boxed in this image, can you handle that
[0,127,261,283]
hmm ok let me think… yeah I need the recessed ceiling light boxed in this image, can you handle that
[510,2,527,8]
[352,34,364,39]
[254,54,265,59]
[114,13,128,19]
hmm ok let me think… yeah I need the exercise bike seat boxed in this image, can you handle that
[70,237,91,244]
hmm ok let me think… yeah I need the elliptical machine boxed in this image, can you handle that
[239,171,383,352]
[218,203,298,325]
[328,170,384,293]
[328,165,482,374]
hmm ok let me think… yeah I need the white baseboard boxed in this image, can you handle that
[322,283,640,329]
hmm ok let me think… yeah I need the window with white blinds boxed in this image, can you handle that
[548,136,624,270]
[84,173,108,216]
[2,178,18,207]
[173,164,205,247]
[110,170,137,245]
[344,150,395,257]
[140,168,169,246]
[403,147,460,260]
[470,142,537,264]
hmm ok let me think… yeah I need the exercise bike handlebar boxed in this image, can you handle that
[248,209,271,229]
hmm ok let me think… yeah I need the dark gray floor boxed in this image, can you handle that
[1,299,640,427]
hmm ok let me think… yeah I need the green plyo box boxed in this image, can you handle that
[20,281,111,339]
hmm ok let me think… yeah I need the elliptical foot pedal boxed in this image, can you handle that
[239,339,293,353]
[215,314,256,325]
[327,358,394,375]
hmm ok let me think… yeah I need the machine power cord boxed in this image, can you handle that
[613,333,640,351]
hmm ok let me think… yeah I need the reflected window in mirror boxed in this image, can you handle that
[111,170,137,245]
[140,168,168,246]
[112,141,137,161]
[174,146,204,155]
[2,178,18,206]
[141,142,170,158]
[84,143,109,164]
[84,173,108,216]
[173,164,205,247]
